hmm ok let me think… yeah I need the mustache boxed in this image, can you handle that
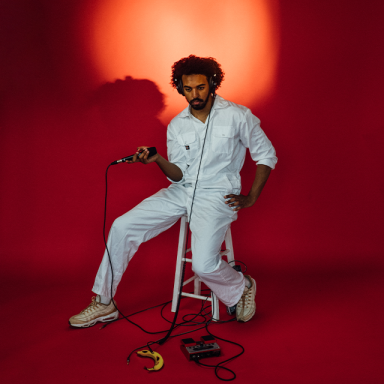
[190,98,204,103]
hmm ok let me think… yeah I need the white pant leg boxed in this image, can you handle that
[188,189,245,307]
[92,185,187,297]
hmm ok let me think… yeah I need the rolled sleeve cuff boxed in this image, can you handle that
[256,157,277,170]
[167,163,187,184]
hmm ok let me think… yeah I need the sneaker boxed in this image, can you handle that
[236,275,256,322]
[69,295,119,328]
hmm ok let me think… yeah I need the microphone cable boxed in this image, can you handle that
[102,164,139,329]
[100,95,216,333]
[158,93,216,345]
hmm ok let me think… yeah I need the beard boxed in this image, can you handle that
[189,93,210,110]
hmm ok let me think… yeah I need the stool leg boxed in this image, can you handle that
[194,275,201,296]
[209,226,234,321]
[211,292,220,321]
[224,227,235,264]
[171,215,188,312]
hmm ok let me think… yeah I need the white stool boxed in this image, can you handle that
[171,214,235,321]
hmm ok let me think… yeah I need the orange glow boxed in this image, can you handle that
[85,0,279,124]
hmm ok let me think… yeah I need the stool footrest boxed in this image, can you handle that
[181,292,212,302]
[182,275,197,286]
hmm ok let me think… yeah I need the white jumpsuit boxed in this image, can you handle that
[92,95,277,307]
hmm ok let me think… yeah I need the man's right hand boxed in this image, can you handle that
[125,146,159,164]
[124,146,183,182]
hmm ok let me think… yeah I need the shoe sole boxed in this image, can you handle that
[69,311,119,328]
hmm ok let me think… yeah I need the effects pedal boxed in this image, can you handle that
[181,335,221,361]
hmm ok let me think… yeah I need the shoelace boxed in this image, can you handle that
[80,296,100,314]
[238,286,253,309]
[237,291,246,309]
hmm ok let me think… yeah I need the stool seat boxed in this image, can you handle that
[171,214,235,321]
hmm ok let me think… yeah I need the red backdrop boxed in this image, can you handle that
[1,0,383,277]
[1,1,383,383]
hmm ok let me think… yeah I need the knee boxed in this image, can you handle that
[110,213,134,235]
[191,261,204,277]
[192,254,219,276]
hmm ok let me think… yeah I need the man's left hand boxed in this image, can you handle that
[224,194,257,211]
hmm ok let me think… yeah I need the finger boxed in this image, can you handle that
[137,149,144,158]
[134,148,143,162]
[141,148,150,161]
[136,152,143,162]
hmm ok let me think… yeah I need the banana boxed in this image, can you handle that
[136,350,164,371]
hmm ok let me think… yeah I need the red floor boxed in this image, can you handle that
[2,261,384,384]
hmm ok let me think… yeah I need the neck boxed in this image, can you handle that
[191,94,214,123]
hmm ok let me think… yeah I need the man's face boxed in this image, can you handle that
[181,74,211,111]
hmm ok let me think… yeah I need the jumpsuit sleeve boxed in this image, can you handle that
[166,122,188,183]
[239,109,278,169]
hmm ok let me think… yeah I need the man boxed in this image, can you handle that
[69,55,277,327]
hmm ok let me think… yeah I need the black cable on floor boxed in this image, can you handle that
[102,115,247,379]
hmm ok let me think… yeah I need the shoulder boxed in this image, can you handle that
[213,95,260,125]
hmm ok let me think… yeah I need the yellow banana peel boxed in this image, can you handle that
[136,349,164,371]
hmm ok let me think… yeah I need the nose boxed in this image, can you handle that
[191,88,199,99]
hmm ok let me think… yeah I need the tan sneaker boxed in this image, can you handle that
[69,296,119,328]
[236,275,256,322]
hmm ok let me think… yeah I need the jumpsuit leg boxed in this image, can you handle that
[188,188,245,307]
[92,185,188,297]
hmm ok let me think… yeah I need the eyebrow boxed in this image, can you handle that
[184,83,206,88]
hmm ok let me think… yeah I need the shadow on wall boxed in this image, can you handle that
[77,76,170,258]
[83,75,170,221]
[0,76,171,275]
[90,75,165,126]
[83,75,168,168]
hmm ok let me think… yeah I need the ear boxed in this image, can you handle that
[209,74,217,94]
[175,78,184,95]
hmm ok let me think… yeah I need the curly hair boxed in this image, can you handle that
[170,55,225,90]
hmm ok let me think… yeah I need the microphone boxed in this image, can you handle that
[110,147,157,165]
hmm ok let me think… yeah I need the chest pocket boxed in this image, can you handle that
[211,126,235,154]
[177,131,199,163]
